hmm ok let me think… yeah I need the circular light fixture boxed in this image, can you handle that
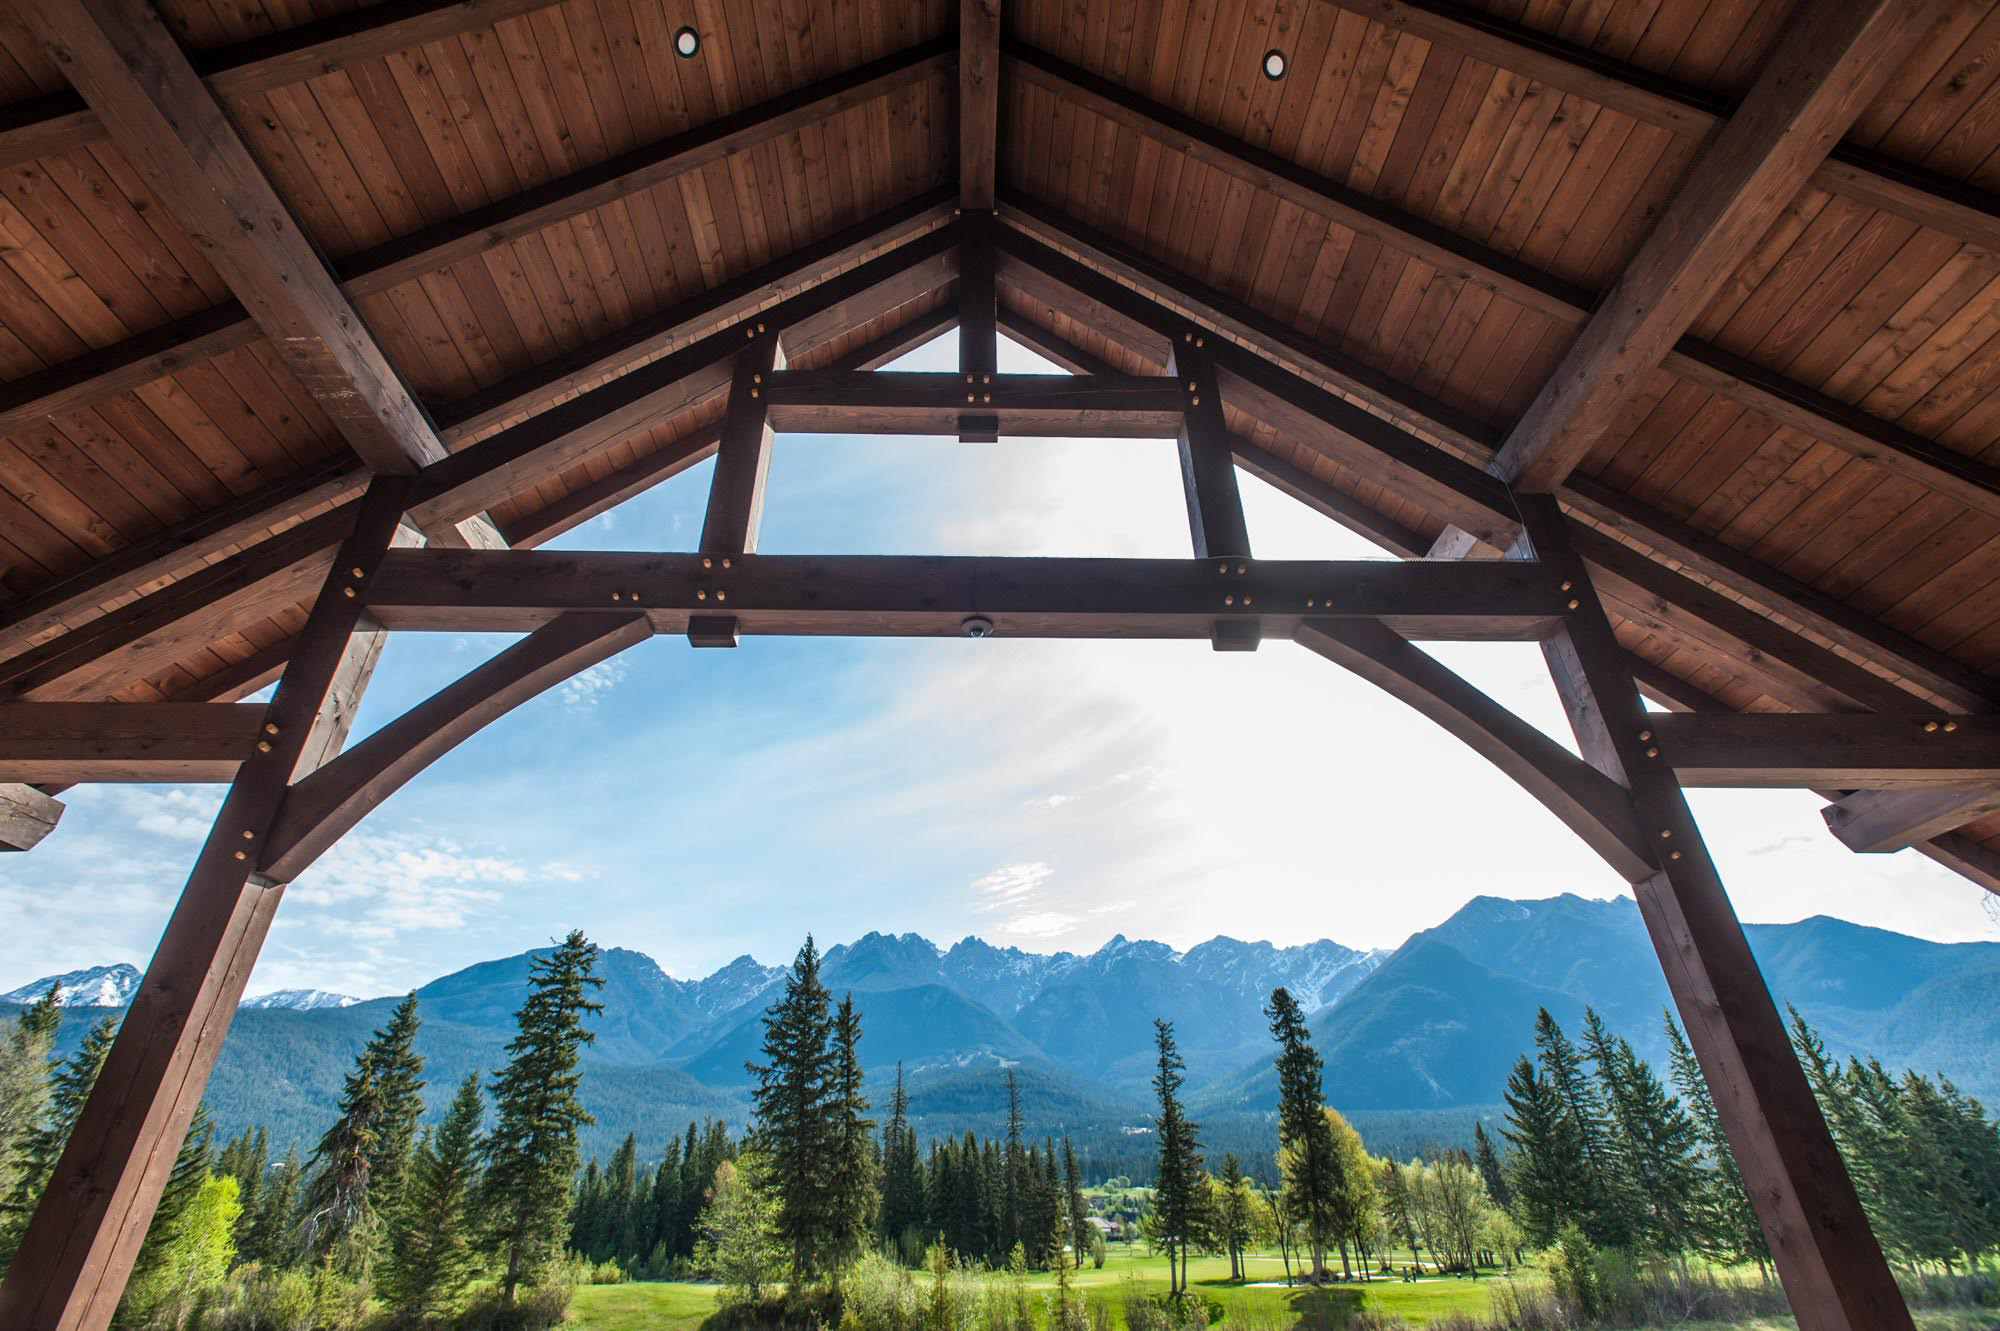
[673,26,700,58]
[961,615,995,639]
[1262,48,1287,80]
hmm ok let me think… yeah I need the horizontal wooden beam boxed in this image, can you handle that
[359,550,1571,640]
[0,703,267,782]
[1321,0,2000,252]
[0,53,952,437]
[1653,713,2000,788]
[761,371,1188,436]
[1820,787,2000,853]
[0,784,64,852]
[0,0,559,170]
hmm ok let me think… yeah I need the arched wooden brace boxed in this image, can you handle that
[1295,618,1657,882]
[258,612,652,884]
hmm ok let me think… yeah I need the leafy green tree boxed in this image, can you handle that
[1266,986,1340,1284]
[1212,1154,1255,1280]
[0,984,63,1205]
[381,1073,485,1324]
[0,1015,114,1262]
[122,1104,218,1315]
[1324,1108,1378,1278]
[695,1153,783,1302]
[480,929,604,1300]
[1149,1019,1203,1296]
[1377,1158,1420,1268]
[122,1174,240,1328]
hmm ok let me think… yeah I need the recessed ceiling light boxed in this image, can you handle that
[674,26,700,58]
[1262,49,1287,80]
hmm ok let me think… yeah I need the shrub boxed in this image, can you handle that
[1545,1226,1602,1321]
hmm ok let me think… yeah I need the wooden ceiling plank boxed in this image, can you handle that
[1457,0,1951,509]
[0,0,562,172]
[1329,0,2000,251]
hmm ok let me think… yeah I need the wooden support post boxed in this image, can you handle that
[0,480,414,1331]
[959,210,1000,441]
[0,784,63,852]
[692,331,784,648]
[1167,338,1255,651]
[1514,495,1913,1331]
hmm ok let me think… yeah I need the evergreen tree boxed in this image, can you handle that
[1534,1009,1625,1247]
[382,1073,485,1323]
[602,1133,640,1262]
[747,936,837,1285]
[648,1135,683,1269]
[1149,1019,1203,1296]
[480,929,604,1300]
[826,993,877,1274]
[1665,1014,1765,1269]
[364,995,426,1225]
[0,1015,114,1262]
[1062,1136,1089,1270]
[1001,1069,1025,1256]
[0,984,63,1205]
[879,1063,925,1254]
[1472,1123,1510,1211]
[1266,986,1339,1283]
[243,1144,301,1268]
[674,1120,702,1258]
[299,1052,383,1270]
[1499,1054,1573,1247]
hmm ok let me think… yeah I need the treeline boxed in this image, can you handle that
[1497,1004,2000,1276]
[0,931,611,1331]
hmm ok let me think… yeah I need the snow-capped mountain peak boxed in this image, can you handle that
[240,988,362,1011]
[1,963,142,1008]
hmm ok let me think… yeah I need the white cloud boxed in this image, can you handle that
[1001,911,1079,938]
[1025,794,1075,810]
[558,659,626,708]
[971,862,1054,911]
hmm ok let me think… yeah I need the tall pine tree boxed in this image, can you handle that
[363,995,426,1225]
[1149,1019,1202,1297]
[382,1073,485,1323]
[1266,986,1339,1283]
[0,1014,112,1262]
[0,984,63,1207]
[747,936,836,1286]
[825,993,876,1275]
[1665,1014,1766,1269]
[480,930,604,1300]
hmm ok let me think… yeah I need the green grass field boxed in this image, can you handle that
[562,1246,2000,1329]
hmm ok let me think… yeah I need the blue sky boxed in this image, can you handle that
[2,334,1994,997]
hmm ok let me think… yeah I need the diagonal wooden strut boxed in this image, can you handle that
[0,479,415,1331]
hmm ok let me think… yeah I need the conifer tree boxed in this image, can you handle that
[382,1073,485,1323]
[1499,1054,1573,1247]
[1001,1069,1025,1256]
[1534,1009,1624,1247]
[298,1056,381,1271]
[0,1014,113,1262]
[244,1144,301,1268]
[1664,1014,1765,1269]
[1266,986,1339,1283]
[673,1120,702,1258]
[879,1063,925,1253]
[480,929,604,1300]
[1472,1123,1510,1211]
[747,936,836,1285]
[363,994,426,1224]
[826,993,877,1274]
[0,984,63,1205]
[1149,1019,1202,1296]
[1062,1136,1089,1270]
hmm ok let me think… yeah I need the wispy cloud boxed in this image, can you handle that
[1025,794,1076,810]
[558,659,627,708]
[971,862,1054,911]
[1001,911,1079,938]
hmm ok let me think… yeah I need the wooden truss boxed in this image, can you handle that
[1,0,1995,1328]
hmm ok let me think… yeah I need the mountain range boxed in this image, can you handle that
[8,895,1996,1165]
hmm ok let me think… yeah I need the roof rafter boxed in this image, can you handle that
[1436,0,1954,540]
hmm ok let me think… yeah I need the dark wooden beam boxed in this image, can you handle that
[960,0,1000,208]
[0,784,63,853]
[761,371,1187,437]
[700,331,784,558]
[0,703,268,783]
[261,612,649,881]
[1298,618,1654,878]
[1450,0,1948,512]
[1514,495,1912,1331]
[1651,713,2000,789]
[1320,0,2000,252]
[360,550,1568,640]
[1171,340,1256,651]
[0,480,412,1331]
[1821,787,2000,853]
[0,0,559,171]
[958,211,1000,439]
[1918,832,2000,896]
